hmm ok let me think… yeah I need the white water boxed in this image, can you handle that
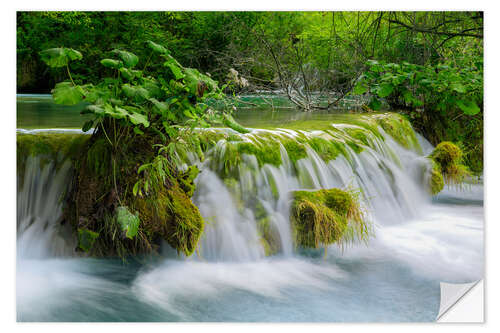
[16,124,483,322]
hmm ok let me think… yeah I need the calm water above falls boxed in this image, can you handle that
[16,95,483,322]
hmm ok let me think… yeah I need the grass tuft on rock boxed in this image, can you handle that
[428,141,470,190]
[290,188,371,251]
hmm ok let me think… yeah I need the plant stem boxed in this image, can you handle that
[66,64,76,86]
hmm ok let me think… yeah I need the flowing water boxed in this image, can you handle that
[16,95,483,322]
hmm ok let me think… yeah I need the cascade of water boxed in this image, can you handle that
[190,124,433,261]
[17,155,76,259]
[16,117,436,261]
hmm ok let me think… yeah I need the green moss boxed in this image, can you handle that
[343,127,371,146]
[237,141,281,167]
[86,137,111,176]
[429,160,445,195]
[17,133,89,184]
[77,228,99,252]
[282,140,308,163]
[179,165,199,197]
[429,141,470,187]
[290,188,370,250]
[133,184,204,257]
[163,187,204,256]
[375,113,422,153]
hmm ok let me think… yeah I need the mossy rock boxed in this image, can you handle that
[17,132,89,185]
[375,113,422,153]
[428,141,470,190]
[290,188,370,249]
[429,160,445,195]
[134,185,203,257]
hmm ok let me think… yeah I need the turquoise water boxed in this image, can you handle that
[16,95,483,322]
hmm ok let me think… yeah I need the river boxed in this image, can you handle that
[16,95,483,322]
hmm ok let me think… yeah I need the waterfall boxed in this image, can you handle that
[16,114,439,260]
[16,114,484,322]
[17,155,76,259]
[188,119,432,261]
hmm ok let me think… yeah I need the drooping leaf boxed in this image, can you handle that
[112,49,139,68]
[146,40,169,54]
[40,48,82,68]
[132,181,140,196]
[115,206,140,239]
[133,126,144,135]
[126,109,150,127]
[456,99,480,115]
[101,58,123,69]
[119,67,135,80]
[51,82,84,105]
[165,60,185,80]
[149,98,168,113]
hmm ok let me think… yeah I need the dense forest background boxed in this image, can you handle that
[16,11,483,172]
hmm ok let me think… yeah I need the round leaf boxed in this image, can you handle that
[112,49,139,68]
[146,40,169,54]
[40,48,82,68]
[52,82,84,105]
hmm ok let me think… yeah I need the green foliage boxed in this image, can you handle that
[115,206,140,239]
[78,228,99,252]
[353,59,483,116]
[37,39,249,258]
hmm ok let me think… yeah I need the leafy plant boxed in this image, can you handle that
[353,59,483,115]
[40,41,243,250]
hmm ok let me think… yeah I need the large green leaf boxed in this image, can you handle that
[115,106,150,127]
[119,67,135,80]
[377,83,394,98]
[142,79,162,98]
[456,99,480,115]
[149,98,168,113]
[146,40,169,54]
[101,58,123,69]
[115,206,140,239]
[112,49,139,68]
[52,82,84,105]
[352,81,368,95]
[40,48,82,68]
[121,84,150,102]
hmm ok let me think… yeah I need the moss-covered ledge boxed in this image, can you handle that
[17,131,204,258]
